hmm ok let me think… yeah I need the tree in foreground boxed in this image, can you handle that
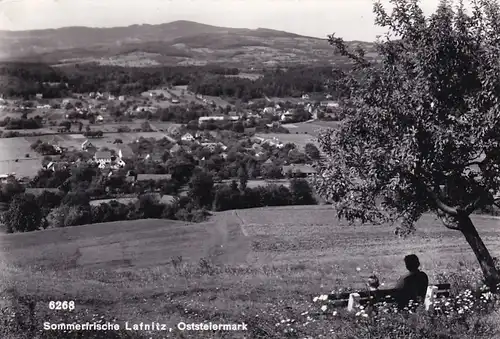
[4,193,42,233]
[313,0,500,290]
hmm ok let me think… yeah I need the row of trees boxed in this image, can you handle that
[187,66,345,100]
[0,116,43,130]
[30,140,60,156]
[0,62,346,100]
[2,166,316,233]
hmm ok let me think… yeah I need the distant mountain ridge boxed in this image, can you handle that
[0,20,377,67]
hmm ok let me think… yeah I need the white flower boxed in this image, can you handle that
[319,294,328,301]
[332,311,338,316]
[321,305,328,312]
[313,297,318,302]
[356,267,361,272]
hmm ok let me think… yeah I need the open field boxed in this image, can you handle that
[0,158,41,177]
[89,195,175,206]
[219,179,290,188]
[141,89,172,99]
[87,122,181,134]
[0,137,42,177]
[224,73,263,80]
[256,132,316,149]
[1,206,499,337]
[282,120,341,137]
[0,137,34,161]
[23,131,177,159]
[0,127,179,176]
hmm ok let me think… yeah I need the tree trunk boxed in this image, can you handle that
[458,215,500,292]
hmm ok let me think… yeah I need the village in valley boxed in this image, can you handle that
[0,79,340,215]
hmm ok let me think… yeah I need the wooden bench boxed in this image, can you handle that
[326,283,451,312]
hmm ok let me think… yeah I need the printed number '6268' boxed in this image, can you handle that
[48,301,75,311]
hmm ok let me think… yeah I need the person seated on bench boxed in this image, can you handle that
[366,274,381,311]
[367,275,380,291]
[395,254,429,309]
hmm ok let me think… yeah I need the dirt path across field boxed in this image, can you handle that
[206,211,251,266]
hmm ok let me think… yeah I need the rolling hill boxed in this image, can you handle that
[1,207,499,337]
[0,20,378,67]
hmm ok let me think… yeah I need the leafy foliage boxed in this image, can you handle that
[315,0,500,228]
[4,193,42,233]
[313,0,500,287]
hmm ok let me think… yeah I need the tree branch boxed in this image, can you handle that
[426,186,459,216]
[464,196,482,215]
[436,209,461,230]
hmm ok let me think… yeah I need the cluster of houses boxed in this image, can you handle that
[180,131,229,153]
[88,92,126,101]
[79,140,126,170]
[195,99,341,125]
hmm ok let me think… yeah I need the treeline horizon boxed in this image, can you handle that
[0,62,350,100]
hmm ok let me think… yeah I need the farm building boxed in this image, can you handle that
[144,153,164,163]
[282,164,317,178]
[320,101,340,108]
[0,174,15,183]
[94,151,112,165]
[200,142,227,152]
[262,107,276,114]
[198,116,225,125]
[45,161,71,172]
[136,106,158,113]
[94,151,125,170]
[181,133,195,142]
[281,110,295,122]
[82,140,96,151]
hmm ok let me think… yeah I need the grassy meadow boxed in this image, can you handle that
[1,206,500,338]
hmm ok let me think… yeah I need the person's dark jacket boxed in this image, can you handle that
[395,270,429,308]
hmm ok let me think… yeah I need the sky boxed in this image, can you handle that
[0,0,456,41]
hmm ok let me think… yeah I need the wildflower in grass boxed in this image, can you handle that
[321,305,327,312]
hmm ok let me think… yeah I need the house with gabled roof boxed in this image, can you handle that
[282,164,317,178]
[181,133,195,142]
[81,139,96,151]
